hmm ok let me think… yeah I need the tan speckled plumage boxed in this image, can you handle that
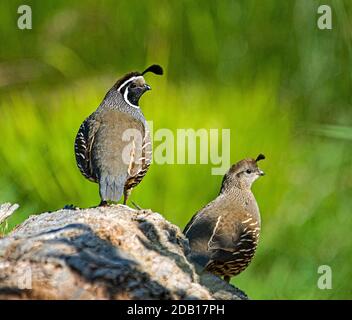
[184,155,265,282]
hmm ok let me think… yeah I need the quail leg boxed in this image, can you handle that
[124,189,143,210]
[123,188,131,205]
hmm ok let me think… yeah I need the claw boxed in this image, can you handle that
[131,201,142,210]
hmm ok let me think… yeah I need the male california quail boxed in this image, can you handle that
[74,65,163,205]
[184,154,265,282]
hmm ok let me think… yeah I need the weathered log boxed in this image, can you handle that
[0,203,19,225]
[0,204,247,300]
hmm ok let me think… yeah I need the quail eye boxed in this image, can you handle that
[246,169,252,174]
[130,83,137,89]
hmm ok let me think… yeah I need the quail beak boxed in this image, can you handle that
[258,170,265,176]
[144,84,151,91]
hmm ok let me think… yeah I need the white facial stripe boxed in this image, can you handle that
[117,75,144,92]
[123,87,139,109]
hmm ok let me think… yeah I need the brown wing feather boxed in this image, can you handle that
[183,212,201,235]
[207,216,243,252]
[74,115,100,182]
[205,208,260,277]
[184,195,228,236]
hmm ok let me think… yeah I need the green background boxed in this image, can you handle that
[0,0,351,299]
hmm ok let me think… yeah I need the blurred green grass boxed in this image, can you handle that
[0,0,351,299]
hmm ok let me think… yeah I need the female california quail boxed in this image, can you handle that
[184,154,265,282]
[74,65,163,205]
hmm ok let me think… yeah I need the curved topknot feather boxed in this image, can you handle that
[255,154,266,162]
[142,64,163,76]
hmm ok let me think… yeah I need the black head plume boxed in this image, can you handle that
[255,154,266,162]
[141,64,163,76]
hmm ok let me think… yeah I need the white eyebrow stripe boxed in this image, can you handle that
[117,75,144,91]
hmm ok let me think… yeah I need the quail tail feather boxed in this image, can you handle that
[99,174,126,202]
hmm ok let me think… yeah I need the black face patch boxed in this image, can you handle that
[119,80,147,107]
[127,86,145,106]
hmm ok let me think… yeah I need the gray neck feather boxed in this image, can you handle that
[98,89,146,123]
